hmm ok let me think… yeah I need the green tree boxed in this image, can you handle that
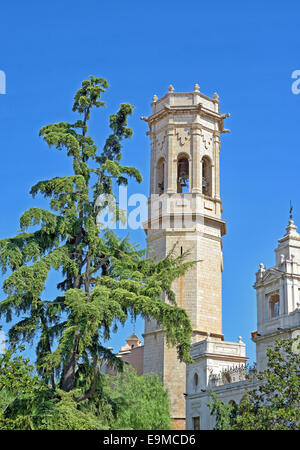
[0,345,42,426]
[0,348,171,430]
[0,346,108,430]
[206,390,237,430]
[0,76,193,405]
[103,366,171,430]
[235,337,300,430]
[207,337,300,430]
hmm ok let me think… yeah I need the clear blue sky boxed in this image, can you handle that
[1,0,300,364]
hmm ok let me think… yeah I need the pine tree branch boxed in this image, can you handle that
[74,354,98,403]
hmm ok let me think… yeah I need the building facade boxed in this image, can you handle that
[186,219,300,429]
[253,219,300,370]
[141,85,229,429]
[103,334,144,376]
[140,84,300,430]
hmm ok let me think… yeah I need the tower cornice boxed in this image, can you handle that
[142,103,230,134]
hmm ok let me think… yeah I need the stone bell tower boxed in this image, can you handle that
[141,84,229,429]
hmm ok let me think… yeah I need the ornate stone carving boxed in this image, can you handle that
[176,127,190,146]
[155,131,167,157]
[201,131,213,150]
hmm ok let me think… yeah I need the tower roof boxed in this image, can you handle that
[126,333,140,341]
[278,219,300,242]
[275,218,300,266]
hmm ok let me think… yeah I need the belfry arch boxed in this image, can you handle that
[156,157,165,195]
[202,155,212,196]
[177,153,190,193]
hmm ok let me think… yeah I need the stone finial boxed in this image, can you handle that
[168,84,174,93]
[213,92,219,100]
[152,94,158,103]
[194,83,200,92]
[285,219,299,237]
[238,336,243,343]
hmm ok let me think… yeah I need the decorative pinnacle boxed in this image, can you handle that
[168,84,174,93]
[152,94,158,103]
[194,83,200,92]
[213,92,219,100]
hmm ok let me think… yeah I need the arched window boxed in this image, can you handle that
[202,156,212,196]
[177,156,189,193]
[156,157,165,195]
[193,372,199,389]
[270,294,280,318]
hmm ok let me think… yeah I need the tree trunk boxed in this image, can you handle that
[61,333,79,392]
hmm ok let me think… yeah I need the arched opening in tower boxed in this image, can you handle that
[177,156,189,193]
[156,157,165,195]
[202,156,212,196]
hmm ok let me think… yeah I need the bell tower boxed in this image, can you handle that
[141,84,229,429]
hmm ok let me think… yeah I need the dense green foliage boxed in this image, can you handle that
[206,390,237,430]
[207,338,300,430]
[0,344,109,430]
[103,366,171,430]
[0,76,194,429]
[0,348,170,430]
[0,345,43,428]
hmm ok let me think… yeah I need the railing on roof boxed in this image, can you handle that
[208,364,256,387]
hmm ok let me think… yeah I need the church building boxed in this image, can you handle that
[186,217,300,429]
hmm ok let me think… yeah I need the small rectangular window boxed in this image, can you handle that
[193,416,200,430]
